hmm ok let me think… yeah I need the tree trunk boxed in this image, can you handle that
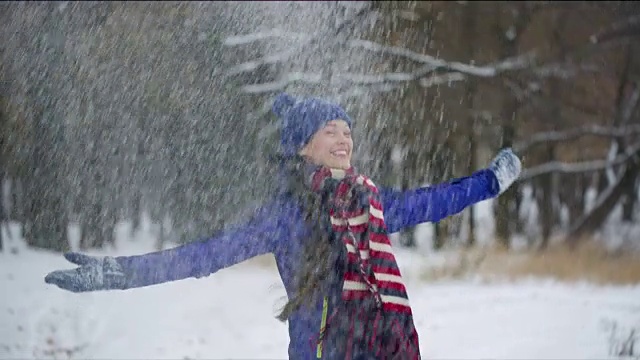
[18,6,71,253]
[568,149,640,246]
[433,221,446,251]
[79,160,108,250]
[466,131,477,248]
[82,201,106,250]
[105,205,117,249]
[495,124,516,250]
[598,44,635,198]
[621,167,638,222]
[429,147,452,251]
[1,95,5,252]
[559,173,588,227]
[10,177,24,223]
[399,149,417,248]
[155,214,166,251]
[514,182,524,234]
[21,107,69,252]
[466,195,476,247]
[130,189,142,237]
[0,170,4,252]
[462,0,478,248]
[25,176,69,251]
[493,1,532,251]
[150,203,165,250]
[538,149,556,250]
[22,178,34,246]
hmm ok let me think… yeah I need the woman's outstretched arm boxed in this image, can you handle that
[379,148,521,233]
[45,201,293,292]
[118,204,287,288]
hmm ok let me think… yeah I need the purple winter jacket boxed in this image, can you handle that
[115,168,500,359]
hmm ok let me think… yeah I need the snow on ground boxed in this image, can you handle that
[1,219,640,360]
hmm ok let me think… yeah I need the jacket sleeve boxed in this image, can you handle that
[379,168,500,233]
[115,204,285,289]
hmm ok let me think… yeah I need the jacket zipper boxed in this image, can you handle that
[316,296,329,358]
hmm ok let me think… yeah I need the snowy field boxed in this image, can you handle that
[1,218,640,360]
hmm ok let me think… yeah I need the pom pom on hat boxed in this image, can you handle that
[272,92,352,157]
[272,92,296,118]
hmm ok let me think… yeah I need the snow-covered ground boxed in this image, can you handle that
[1,218,640,360]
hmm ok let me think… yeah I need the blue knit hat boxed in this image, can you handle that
[272,92,353,157]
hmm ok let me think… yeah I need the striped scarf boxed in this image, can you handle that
[307,166,421,359]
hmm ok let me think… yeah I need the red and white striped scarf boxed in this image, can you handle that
[308,166,421,359]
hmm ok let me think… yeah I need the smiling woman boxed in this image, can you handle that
[299,120,353,170]
[44,92,522,360]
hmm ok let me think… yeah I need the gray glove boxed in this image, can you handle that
[489,148,522,194]
[44,252,128,292]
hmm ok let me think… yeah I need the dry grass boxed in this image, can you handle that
[421,239,640,286]
[234,238,640,286]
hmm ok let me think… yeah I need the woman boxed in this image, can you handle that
[45,92,522,359]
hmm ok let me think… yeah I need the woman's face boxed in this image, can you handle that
[299,119,353,170]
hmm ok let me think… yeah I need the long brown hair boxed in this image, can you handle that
[276,155,337,322]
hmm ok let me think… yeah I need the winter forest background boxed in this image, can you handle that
[2,0,639,270]
[1,1,640,359]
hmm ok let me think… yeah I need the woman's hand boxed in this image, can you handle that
[44,252,127,292]
[489,148,522,194]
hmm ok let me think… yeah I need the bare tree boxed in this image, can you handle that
[0,95,5,252]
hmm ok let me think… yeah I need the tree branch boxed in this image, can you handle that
[519,140,640,181]
[347,39,537,77]
[337,64,441,85]
[419,72,467,88]
[239,72,323,94]
[500,75,631,127]
[239,72,405,96]
[513,124,640,153]
[227,25,624,92]
[566,139,640,243]
[225,3,634,96]
[531,62,602,79]
[226,47,310,76]
[222,29,310,47]
[590,14,640,44]
[621,82,640,124]
[222,2,375,76]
